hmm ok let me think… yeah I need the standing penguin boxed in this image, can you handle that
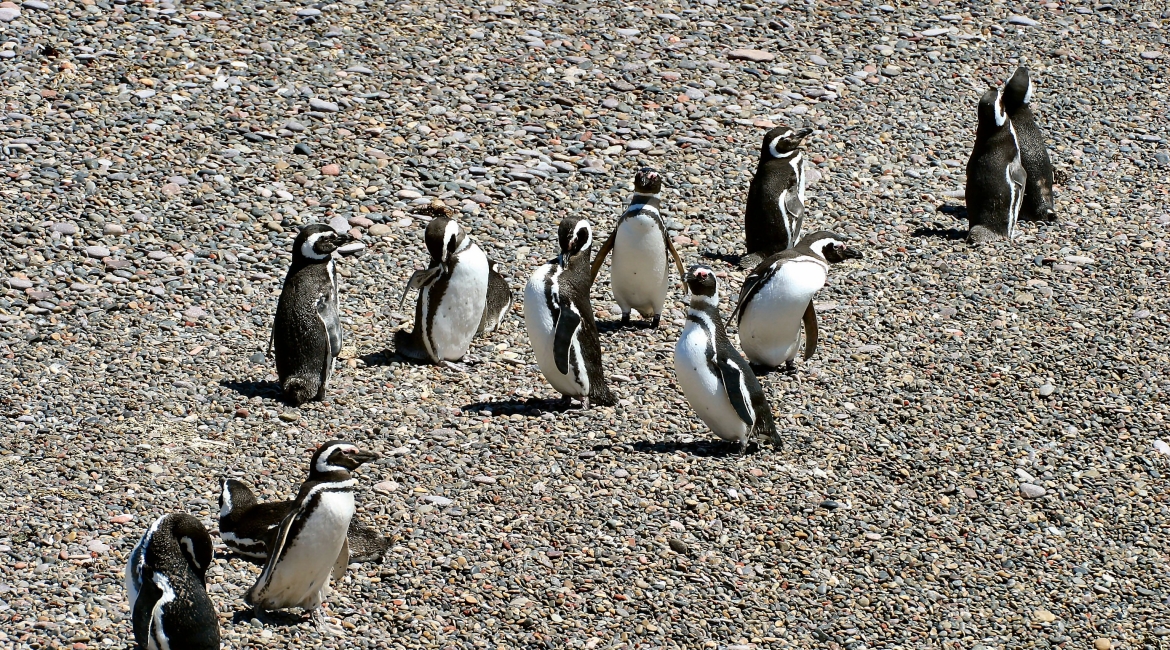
[218,478,390,564]
[395,204,500,368]
[1002,66,1057,223]
[125,513,219,650]
[729,232,863,372]
[477,260,513,336]
[589,167,687,328]
[245,441,380,617]
[742,125,814,269]
[524,217,616,409]
[674,266,778,453]
[965,87,1027,243]
[271,223,357,406]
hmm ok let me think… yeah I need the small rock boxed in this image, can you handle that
[1020,483,1046,499]
[1033,609,1056,623]
[728,48,775,63]
[369,224,392,237]
[52,222,78,235]
[0,6,20,20]
[1094,640,1112,650]
[183,306,206,320]
[85,246,110,259]
[87,540,110,553]
[1039,383,1055,397]
[294,143,313,156]
[373,481,399,494]
[146,464,164,474]
[110,514,134,524]
[668,538,689,554]
[1007,15,1039,26]
[309,98,340,112]
[472,476,496,484]
[248,353,267,365]
[423,495,453,506]
[321,164,340,176]
[103,224,125,236]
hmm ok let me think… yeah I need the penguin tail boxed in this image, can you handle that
[758,408,781,449]
[738,252,765,270]
[282,377,318,407]
[590,384,618,407]
[347,521,391,564]
[965,225,1001,245]
[393,329,430,361]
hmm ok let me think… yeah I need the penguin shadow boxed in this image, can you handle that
[912,206,969,241]
[627,438,752,458]
[748,364,791,378]
[230,608,307,628]
[358,349,431,368]
[700,250,744,267]
[597,319,658,334]
[219,379,282,400]
[460,396,578,417]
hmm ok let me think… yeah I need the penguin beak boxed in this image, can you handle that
[841,245,863,260]
[349,449,381,467]
[794,128,813,139]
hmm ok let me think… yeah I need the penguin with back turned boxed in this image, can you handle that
[524,217,616,409]
[965,86,1027,243]
[589,167,687,328]
[741,125,814,269]
[730,231,863,372]
[218,477,390,564]
[271,223,357,406]
[674,265,778,453]
[245,441,380,617]
[1002,66,1057,223]
[125,513,219,650]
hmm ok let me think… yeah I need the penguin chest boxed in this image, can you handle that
[674,323,750,443]
[524,267,588,397]
[611,215,669,315]
[738,261,826,366]
[259,492,354,609]
[421,246,489,361]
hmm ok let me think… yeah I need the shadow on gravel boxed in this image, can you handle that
[700,250,743,267]
[461,397,576,416]
[749,363,792,378]
[627,439,747,458]
[230,608,306,628]
[220,379,282,400]
[598,319,657,334]
[360,349,431,367]
[911,225,968,241]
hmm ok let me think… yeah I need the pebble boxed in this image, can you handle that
[728,49,775,63]
[103,224,125,236]
[309,98,340,113]
[1094,640,1112,650]
[84,246,109,259]
[1020,484,1047,499]
[1039,383,1055,397]
[1008,15,1040,26]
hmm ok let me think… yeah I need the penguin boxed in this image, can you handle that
[218,478,389,564]
[245,441,379,616]
[394,203,494,368]
[673,265,778,453]
[589,167,687,328]
[125,513,219,650]
[477,260,513,336]
[524,217,616,409]
[271,223,357,406]
[965,86,1027,243]
[741,125,814,269]
[729,231,863,372]
[1002,66,1057,223]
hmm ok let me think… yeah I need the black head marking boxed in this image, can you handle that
[633,168,662,194]
[798,230,864,263]
[292,223,356,264]
[1002,66,1032,114]
[424,216,465,264]
[976,87,1008,134]
[309,440,380,478]
[684,265,719,300]
[558,217,593,266]
[761,125,813,159]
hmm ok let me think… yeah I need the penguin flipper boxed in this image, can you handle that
[248,505,300,603]
[719,358,756,427]
[399,266,442,308]
[332,536,350,581]
[662,230,688,292]
[802,300,818,361]
[552,303,582,376]
[729,260,773,325]
[588,229,617,284]
[316,291,342,358]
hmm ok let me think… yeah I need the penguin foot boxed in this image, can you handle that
[581,396,590,411]
[620,313,631,329]
[784,360,797,375]
[650,314,661,329]
[441,360,470,373]
[281,378,319,407]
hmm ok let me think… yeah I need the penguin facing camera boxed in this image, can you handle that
[742,125,814,269]
[730,231,863,372]
[270,223,358,406]
[674,265,778,453]
[524,217,617,409]
[965,86,1027,243]
[590,167,687,329]
[125,513,219,650]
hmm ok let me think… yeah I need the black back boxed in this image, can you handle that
[965,88,1026,242]
[478,260,513,336]
[744,126,812,260]
[1002,66,1056,222]
[551,218,616,406]
[730,231,862,325]
[130,514,219,650]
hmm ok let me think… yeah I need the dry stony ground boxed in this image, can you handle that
[0,0,1168,647]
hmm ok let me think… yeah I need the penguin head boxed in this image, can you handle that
[633,168,662,195]
[424,215,466,267]
[557,218,593,268]
[293,223,356,264]
[309,441,381,478]
[218,478,258,521]
[799,231,864,263]
[1002,66,1032,114]
[149,513,213,580]
[976,87,1008,130]
[684,265,719,307]
[761,125,813,160]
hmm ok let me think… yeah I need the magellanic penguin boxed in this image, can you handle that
[965,86,1027,243]
[218,478,390,564]
[524,217,617,409]
[125,513,219,650]
[245,441,380,616]
[477,260,513,336]
[271,223,357,406]
[395,203,499,368]
[674,265,778,453]
[741,126,814,269]
[589,167,687,328]
[729,231,863,372]
[1002,66,1057,223]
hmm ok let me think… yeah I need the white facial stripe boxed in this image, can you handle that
[314,443,357,473]
[806,239,834,258]
[301,232,329,260]
[994,88,1007,127]
[442,219,461,260]
[150,573,176,648]
[219,484,232,520]
[576,222,592,251]
[1023,78,1033,105]
[179,536,200,569]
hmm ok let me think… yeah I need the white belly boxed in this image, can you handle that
[738,261,826,367]
[422,245,489,361]
[524,266,588,398]
[610,216,669,317]
[252,491,354,611]
[674,323,750,443]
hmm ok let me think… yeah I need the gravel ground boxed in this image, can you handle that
[1,0,1169,647]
